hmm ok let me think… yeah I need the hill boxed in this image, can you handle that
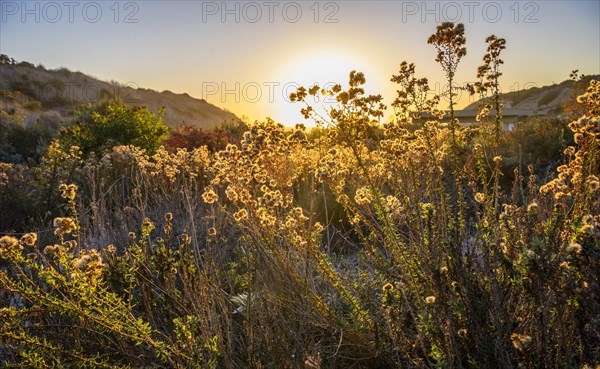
[0,57,240,129]
[465,74,599,115]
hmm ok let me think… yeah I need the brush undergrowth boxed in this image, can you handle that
[1,23,599,368]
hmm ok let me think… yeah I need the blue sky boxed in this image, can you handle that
[1,0,599,124]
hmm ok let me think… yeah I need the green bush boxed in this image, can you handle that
[0,121,54,164]
[59,101,168,157]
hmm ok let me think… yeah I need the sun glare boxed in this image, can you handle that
[274,51,378,126]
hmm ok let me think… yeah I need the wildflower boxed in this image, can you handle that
[208,227,217,236]
[128,232,137,240]
[142,218,155,232]
[458,328,468,338]
[261,189,284,208]
[571,172,583,186]
[53,217,77,234]
[73,249,105,278]
[233,209,248,221]
[20,232,37,246]
[539,180,558,194]
[291,207,308,221]
[225,186,239,202]
[476,106,490,122]
[59,183,77,201]
[284,217,297,229]
[354,187,372,206]
[0,236,21,257]
[313,222,324,233]
[254,171,267,184]
[564,146,575,156]
[425,296,436,304]
[589,176,600,191]
[107,244,117,254]
[202,186,219,204]
[256,207,276,227]
[44,244,61,256]
[382,283,394,292]
[384,195,403,214]
[493,156,502,164]
[64,240,77,250]
[474,192,486,203]
[164,213,173,222]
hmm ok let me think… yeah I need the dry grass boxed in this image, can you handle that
[1,24,599,369]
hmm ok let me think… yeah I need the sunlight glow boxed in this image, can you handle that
[274,51,380,126]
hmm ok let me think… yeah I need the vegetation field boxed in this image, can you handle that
[1,23,599,368]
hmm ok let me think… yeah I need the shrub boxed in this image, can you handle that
[59,100,168,157]
[0,121,54,164]
[163,124,228,152]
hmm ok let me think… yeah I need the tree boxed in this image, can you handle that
[0,54,11,64]
[60,101,168,156]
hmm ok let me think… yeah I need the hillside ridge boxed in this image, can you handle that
[464,75,599,114]
[0,57,240,129]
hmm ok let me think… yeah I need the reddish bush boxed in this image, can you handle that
[164,124,228,152]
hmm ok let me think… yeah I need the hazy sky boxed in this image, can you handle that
[1,0,599,125]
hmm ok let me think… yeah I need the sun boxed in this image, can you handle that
[273,51,378,126]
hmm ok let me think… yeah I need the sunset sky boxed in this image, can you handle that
[1,1,599,125]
